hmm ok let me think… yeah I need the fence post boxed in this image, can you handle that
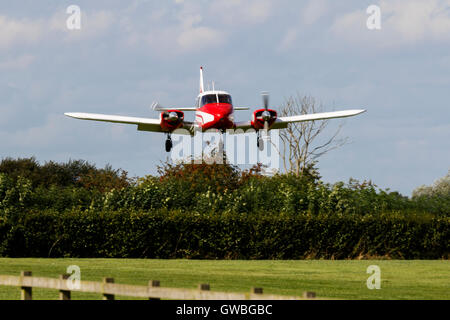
[102,278,115,300]
[252,287,263,295]
[20,271,32,300]
[303,291,316,299]
[148,280,161,300]
[198,284,210,299]
[199,284,210,291]
[59,274,71,300]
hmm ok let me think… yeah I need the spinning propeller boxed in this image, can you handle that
[261,91,271,132]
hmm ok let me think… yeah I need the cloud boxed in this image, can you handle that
[0,1,272,55]
[278,28,299,51]
[383,0,450,43]
[133,3,227,55]
[208,0,273,25]
[177,26,224,52]
[0,10,115,49]
[331,0,450,47]
[0,54,35,70]
[301,0,329,25]
[49,10,115,41]
[277,0,331,51]
[0,16,44,48]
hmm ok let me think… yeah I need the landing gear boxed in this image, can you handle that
[256,131,264,151]
[165,134,172,152]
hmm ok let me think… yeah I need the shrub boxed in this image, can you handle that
[0,209,447,259]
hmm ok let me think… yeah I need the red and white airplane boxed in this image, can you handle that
[65,67,365,152]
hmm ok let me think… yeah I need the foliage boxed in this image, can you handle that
[0,158,448,216]
[0,157,448,259]
[0,209,447,259]
[0,157,129,191]
[412,170,450,216]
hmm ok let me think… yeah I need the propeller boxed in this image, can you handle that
[262,91,269,110]
[151,101,163,111]
[261,91,270,132]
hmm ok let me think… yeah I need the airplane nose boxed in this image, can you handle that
[217,112,232,122]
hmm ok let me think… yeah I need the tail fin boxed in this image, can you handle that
[199,67,204,93]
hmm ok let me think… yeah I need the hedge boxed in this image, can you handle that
[0,210,448,259]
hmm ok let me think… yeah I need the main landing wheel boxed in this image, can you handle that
[165,137,173,152]
[257,132,264,151]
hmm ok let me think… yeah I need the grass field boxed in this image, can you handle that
[0,259,448,300]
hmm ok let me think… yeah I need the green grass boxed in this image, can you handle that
[0,259,448,300]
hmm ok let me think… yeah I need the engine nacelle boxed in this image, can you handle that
[251,109,277,130]
[160,110,184,131]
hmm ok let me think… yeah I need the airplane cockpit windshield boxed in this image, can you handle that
[200,94,232,106]
[201,94,217,105]
[218,94,232,104]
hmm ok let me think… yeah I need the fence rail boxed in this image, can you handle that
[0,271,317,300]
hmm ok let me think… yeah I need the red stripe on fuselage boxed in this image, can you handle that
[198,103,234,131]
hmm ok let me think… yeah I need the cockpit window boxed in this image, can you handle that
[201,94,217,105]
[218,94,232,104]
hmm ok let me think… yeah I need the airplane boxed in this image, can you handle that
[65,67,366,152]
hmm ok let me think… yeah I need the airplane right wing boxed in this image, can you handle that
[270,109,366,129]
[64,112,195,135]
[233,109,366,132]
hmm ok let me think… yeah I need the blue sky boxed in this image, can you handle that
[0,0,449,195]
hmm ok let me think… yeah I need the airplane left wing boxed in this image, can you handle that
[64,112,195,135]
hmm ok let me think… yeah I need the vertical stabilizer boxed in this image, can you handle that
[199,67,204,93]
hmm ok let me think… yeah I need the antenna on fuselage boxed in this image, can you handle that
[199,67,204,93]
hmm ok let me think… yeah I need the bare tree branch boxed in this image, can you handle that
[275,94,349,176]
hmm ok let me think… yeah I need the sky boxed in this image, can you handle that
[0,0,449,196]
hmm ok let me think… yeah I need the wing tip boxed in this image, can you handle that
[65,112,90,120]
[347,109,366,116]
[356,109,367,115]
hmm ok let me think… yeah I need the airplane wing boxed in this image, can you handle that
[234,109,366,131]
[153,107,198,111]
[151,101,198,112]
[64,112,195,135]
[233,120,252,131]
[152,106,249,111]
[271,109,366,129]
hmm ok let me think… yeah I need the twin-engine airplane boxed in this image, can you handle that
[65,67,366,152]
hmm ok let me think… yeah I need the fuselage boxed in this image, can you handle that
[195,90,234,131]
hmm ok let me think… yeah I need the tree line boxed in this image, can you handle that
[0,157,448,259]
[0,157,448,216]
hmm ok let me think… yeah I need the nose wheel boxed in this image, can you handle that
[165,134,173,152]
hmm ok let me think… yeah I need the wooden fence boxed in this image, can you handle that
[0,271,317,300]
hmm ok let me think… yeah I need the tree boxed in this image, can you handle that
[412,170,450,198]
[273,94,349,176]
[411,170,450,215]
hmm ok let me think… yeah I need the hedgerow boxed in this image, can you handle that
[0,209,447,259]
[0,158,448,259]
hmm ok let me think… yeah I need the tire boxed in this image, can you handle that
[165,139,172,152]
[258,138,264,151]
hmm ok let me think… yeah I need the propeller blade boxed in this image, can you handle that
[151,101,164,111]
[261,91,269,110]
